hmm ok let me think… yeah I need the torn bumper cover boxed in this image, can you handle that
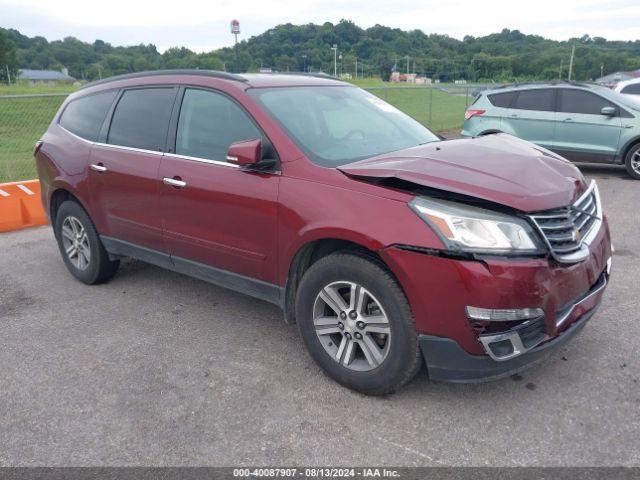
[419,301,600,383]
[379,223,611,383]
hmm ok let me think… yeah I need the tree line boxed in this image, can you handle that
[1,20,640,83]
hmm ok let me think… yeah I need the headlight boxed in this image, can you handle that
[409,196,542,253]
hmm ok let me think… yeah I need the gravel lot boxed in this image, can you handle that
[0,164,638,467]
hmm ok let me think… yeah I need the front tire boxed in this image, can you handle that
[295,252,421,395]
[624,143,640,180]
[54,200,119,284]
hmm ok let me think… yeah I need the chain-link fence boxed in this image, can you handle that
[0,93,68,182]
[0,84,489,183]
[363,83,486,133]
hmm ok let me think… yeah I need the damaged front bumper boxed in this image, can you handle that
[379,217,612,383]
[418,302,599,382]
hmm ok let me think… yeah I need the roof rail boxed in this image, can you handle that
[80,69,248,90]
[245,71,338,80]
[491,79,597,90]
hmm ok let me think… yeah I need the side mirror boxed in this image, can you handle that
[601,106,616,116]
[226,139,262,167]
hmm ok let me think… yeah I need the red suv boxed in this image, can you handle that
[36,71,612,394]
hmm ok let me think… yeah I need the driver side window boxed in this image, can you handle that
[559,89,615,115]
[176,89,261,162]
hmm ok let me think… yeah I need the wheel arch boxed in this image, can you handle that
[282,237,391,325]
[619,135,640,165]
[49,187,91,228]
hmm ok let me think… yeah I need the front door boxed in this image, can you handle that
[553,88,622,163]
[159,88,280,284]
[89,87,177,251]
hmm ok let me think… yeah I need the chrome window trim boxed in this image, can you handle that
[58,124,164,157]
[165,152,282,174]
[58,124,97,145]
[60,124,280,173]
[164,152,240,168]
[528,180,603,264]
[96,142,164,156]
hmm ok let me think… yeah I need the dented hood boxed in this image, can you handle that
[338,134,586,212]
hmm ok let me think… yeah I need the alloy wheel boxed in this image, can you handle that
[313,281,391,371]
[632,150,640,175]
[60,216,91,271]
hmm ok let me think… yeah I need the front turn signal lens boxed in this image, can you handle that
[466,306,544,322]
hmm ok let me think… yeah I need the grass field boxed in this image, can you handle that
[0,94,68,182]
[0,79,470,182]
[0,83,77,96]
[352,79,472,133]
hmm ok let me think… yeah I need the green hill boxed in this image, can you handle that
[2,21,640,82]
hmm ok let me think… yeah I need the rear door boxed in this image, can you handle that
[503,88,557,150]
[89,87,177,251]
[159,87,280,284]
[554,88,622,162]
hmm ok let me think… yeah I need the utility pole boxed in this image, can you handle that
[559,59,563,79]
[406,55,410,74]
[355,57,357,79]
[568,44,575,81]
[331,44,337,77]
[5,64,10,84]
[600,63,604,79]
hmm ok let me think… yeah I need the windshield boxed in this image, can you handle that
[248,86,440,167]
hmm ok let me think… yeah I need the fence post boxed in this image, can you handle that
[428,84,433,128]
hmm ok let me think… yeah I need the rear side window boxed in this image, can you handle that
[488,92,516,108]
[59,90,117,141]
[108,88,176,151]
[620,84,640,95]
[175,88,261,162]
[512,89,555,112]
[559,89,615,115]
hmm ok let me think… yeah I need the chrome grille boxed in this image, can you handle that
[529,181,601,263]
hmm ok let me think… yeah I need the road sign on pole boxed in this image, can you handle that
[230,19,240,72]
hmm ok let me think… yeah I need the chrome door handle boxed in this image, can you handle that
[163,177,187,188]
[563,118,573,122]
[90,163,107,172]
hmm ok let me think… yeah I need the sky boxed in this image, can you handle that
[2,0,639,52]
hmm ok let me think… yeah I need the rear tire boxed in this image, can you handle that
[295,252,422,395]
[54,200,119,285]
[624,143,640,180]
